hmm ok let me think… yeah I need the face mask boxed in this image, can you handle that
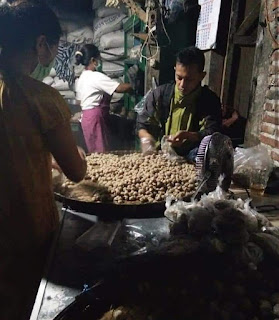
[94,58,102,72]
[30,59,55,81]
[31,41,56,81]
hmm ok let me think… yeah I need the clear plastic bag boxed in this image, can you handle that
[140,137,156,155]
[112,218,170,257]
[160,135,185,162]
[242,242,264,269]
[250,233,279,263]
[233,145,273,190]
[166,0,184,23]
[262,226,279,239]
[134,78,157,115]
[134,90,151,115]
[165,178,264,238]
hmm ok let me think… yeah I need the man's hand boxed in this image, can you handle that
[222,111,239,128]
[167,131,199,147]
[138,129,157,155]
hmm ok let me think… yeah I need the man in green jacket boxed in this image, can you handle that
[137,46,222,161]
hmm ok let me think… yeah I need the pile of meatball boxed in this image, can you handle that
[62,153,198,204]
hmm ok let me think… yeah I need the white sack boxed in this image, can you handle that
[100,30,123,49]
[52,77,70,91]
[111,77,124,102]
[74,64,85,77]
[58,13,93,33]
[59,90,76,99]
[93,17,101,29]
[60,19,80,34]
[42,76,54,86]
[111,92,124,103]
[49,68,56,77]
[66,26,94,44]
[93,13,126,43]
[100,47,125,61]
[102,61,124,77]
[92,0,105,10]
[100,30,133,49]
[96,6,126,18]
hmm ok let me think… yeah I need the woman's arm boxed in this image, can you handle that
[45,122,87,183]
[115,83,133,94]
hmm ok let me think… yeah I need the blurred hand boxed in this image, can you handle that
[222,111,239,128]
[52,156,62,173]
[167,131,199,147]
[140,137,156,155]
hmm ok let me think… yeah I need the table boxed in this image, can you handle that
[30,209,99,320]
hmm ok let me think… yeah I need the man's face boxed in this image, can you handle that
[40,43,58,67]
[36,35,58,67]
[175,63,206,95]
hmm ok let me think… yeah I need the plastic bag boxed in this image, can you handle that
[140,137,156,155]
[134,90,151,115]
[112,218,170,257]
[262,226,279,239]
[165,196,198,222]
[242,242,264,269]
[233,145,273,190]
[165,178,263,237]
[250,233,279,263]
[161,135,184,161]
[165,0,184,23]
[134,78,157,115]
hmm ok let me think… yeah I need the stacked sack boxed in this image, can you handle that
[93,4,127,78]
[42,67,76,99]
[42,10,94,98]
[92,1,133,106]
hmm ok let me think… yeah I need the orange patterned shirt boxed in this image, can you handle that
[0,73,71,254]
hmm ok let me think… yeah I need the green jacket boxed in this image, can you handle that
[137,82,222,156]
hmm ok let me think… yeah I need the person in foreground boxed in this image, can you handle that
[137,46,222,161]
[75,44,133,153]
[0,1,86,319]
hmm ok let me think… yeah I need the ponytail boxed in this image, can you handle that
[75,51,84,66]
[75,44,100,67]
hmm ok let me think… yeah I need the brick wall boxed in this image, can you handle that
[258,0,279,166]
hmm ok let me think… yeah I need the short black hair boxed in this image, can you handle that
[0,1,61,56]
[176,46,205,72]
[75,44,100,67]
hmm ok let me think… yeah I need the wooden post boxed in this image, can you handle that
[220,0,241,105]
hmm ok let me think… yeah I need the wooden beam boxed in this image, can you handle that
[121,0,147,23]
[132,33,148,41]
[236,2,261,36]
[233,35,257,46]
[221,0,241,105]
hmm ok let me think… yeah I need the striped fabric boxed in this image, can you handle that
[54,42,80,85]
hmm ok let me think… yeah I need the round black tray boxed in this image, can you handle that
[54,192,176,220]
